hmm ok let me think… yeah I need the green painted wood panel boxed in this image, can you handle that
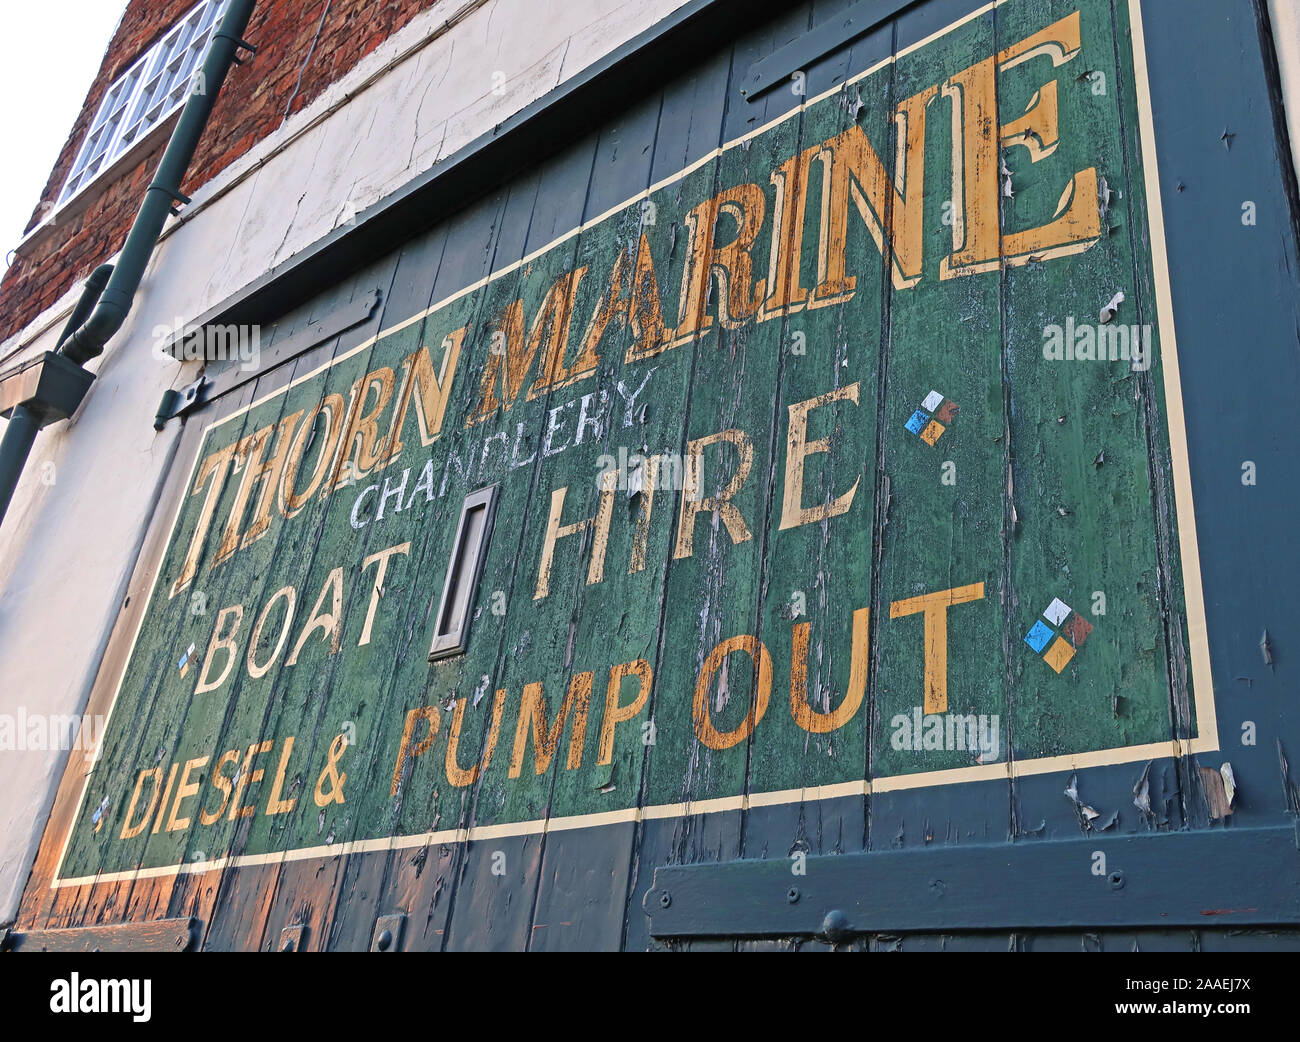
[52,0,1213,917]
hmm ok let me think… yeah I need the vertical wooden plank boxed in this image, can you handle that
[199,863,282,951]
[381,841,459,951]
[863,0,1014,861]
[616,41,735,956]
[368,186,519,952]
[165,866,223,946]
[441,140,600,952]
[737,6,895,881]
[1135,0,1300,833]
[525,92,665,951]
[1003,0,1189,845]
[443,835,546,952]
[253,856,346,951]
[626,5,820,952]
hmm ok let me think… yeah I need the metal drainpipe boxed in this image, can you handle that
[0,406,39,520]
[0,0,257,527]
[54,262,114,353]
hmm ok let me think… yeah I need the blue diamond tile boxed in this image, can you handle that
[905,409,930,435]
[1024,620,1054,653]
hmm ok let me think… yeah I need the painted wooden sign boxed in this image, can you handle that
[55,0,1215,886]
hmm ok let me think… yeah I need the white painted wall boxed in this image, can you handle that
[1269,0,1300,187]
[0,0,691,924]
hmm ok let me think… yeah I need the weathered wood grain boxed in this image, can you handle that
[16,0,1299,953]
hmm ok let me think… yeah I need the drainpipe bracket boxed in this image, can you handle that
[215,32,257,62]
[151,184,192,217]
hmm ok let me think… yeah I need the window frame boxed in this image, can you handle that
[55,0,230,209]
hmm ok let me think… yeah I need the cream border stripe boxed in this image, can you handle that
[53,735,1199,889]
[1128,0,1218,754]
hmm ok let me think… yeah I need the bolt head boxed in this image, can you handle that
[376,928,393,950]
[821,909,850,942]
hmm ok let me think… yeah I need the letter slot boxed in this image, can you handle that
[429,485,499,661]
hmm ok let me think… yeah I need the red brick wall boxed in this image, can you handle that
[1,0,442,344]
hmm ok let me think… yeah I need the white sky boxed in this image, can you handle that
[0,1,131,268]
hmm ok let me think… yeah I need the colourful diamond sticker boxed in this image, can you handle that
[1063,613,1093,646]
[1027,595,1096,673]
[907,390,958,445]
[1043,598,1072,626]
[1043,637,1076,673]
[1024,620,1054,652]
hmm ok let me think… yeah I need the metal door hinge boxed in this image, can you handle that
[645,825,1300,939]
[3,917,195,952]
[153,289,382,428]
[154,375,209,430]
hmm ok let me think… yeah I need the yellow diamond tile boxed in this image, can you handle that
[1043,636,1076,674]
[920,419,945,445]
